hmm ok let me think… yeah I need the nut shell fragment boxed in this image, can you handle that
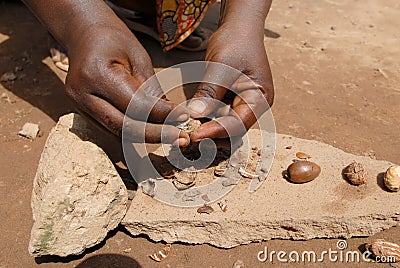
[222,177,240,187]
[197,205,214,214]
[172,167,197,190]
[343,161,367,185]
[140,179,156,197]
[174,168,196,185]
[214,165,227,176]
[172,179,195,191]
[365,239,400,262]
[176,118,201,135]
[201,194,210,202]
[296,152,311,160]
[287,161,321,183]
[218,201,227,212]
[149,244,171,262]
[384,165,400,192]
[238,167,259,179]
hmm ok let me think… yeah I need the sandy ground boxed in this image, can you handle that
[1,0,399,267]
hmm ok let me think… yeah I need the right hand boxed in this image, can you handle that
[64,23,190,146]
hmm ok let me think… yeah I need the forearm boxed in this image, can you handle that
[219,0,272,33]
[22,0,126,50]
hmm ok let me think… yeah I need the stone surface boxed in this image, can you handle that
[122,129,400,248]
[18,122,39,140]
[29,113,128,257]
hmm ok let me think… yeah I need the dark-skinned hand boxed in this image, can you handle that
[64,23,190,146]
[188,20,274,142]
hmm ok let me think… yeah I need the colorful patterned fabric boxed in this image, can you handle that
[156,0,216,51]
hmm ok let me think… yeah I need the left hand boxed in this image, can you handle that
[188,21,274,142]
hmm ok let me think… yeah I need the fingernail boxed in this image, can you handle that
[173,138,188,147]
[188,100,207,115]
[176,113,189,121]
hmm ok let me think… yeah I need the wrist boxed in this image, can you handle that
[218,0,271,37]
[220,0,271,24]
[65,19,125,52]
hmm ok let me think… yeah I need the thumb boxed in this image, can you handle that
[187,62,239,117]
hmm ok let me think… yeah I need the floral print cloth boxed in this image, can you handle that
[156,0,215,51]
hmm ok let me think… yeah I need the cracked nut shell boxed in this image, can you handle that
[365,239,400,262]
[343,161,367,185]
[287,161,321,183]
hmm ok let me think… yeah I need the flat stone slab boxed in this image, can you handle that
[29,114,128,257]
[122,129,400,248]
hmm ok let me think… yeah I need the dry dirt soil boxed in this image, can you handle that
[1,0,399,267]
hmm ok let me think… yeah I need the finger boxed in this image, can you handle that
[124,116,190,146]
[191,89,269,141]
[190,115,245,141]
[95,66,189,123]
[231,73,274,106]
[74,93,190,146]
[231,74,262,92]
[127,90,189,123]
[197,136,243,150]
[187,63,240,118]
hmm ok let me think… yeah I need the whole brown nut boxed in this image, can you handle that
[287,161,321,183]
[384,165,400,192]
[343,161,367,185]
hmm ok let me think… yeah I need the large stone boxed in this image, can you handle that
[29,113,128,257]
[122,129,400,248]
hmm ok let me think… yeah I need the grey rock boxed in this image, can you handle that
[29,113,128,257]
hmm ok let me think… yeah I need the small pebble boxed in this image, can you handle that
[233,260,245,268]
[123,248,132,253]
[127,190,136,200]
[1,92,12,103]
[222,178,240,187]
[201,194,210,202]
[18,123,39,140]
